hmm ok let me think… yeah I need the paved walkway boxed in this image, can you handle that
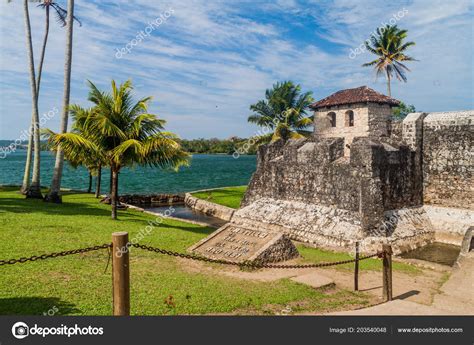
[328,252,474,315]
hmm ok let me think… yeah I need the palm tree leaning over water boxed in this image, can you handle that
[45,0,79,202]
[362,25,416,97]
[48,80,190,219]
[20,0,81,194]
[248,81,314,145]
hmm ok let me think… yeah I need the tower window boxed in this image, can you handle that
[327,112,336,127]
[345,110,354,127]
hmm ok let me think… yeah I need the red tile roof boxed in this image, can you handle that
[310,86,400,109]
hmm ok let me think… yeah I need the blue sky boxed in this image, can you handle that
[0,0,473,140]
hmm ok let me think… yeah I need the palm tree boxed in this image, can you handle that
[45,0,79,202]
[48,80,190,219]
[362,25,416,97]
[21,0,42,198]
[43,105,104,194]
[20,0,81,194]
[248,81,314,144]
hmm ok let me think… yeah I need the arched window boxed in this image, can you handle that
[345,110,354,127]
[327,112,336,127]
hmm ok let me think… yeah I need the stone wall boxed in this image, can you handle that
[101,194,184,205]
[184,193,235,221]
[242,135,421,236]
[421,111,473,210]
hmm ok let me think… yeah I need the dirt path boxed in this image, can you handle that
[327,252,474,315]
[178,257,448,308]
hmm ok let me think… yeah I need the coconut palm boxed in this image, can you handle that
[19,0,43,198]
[48,80,190,219]
[248,81,314,144]
[45,0,80,202]
[20,0,81,194]
[362,25,416,97]
[43,105,103,194]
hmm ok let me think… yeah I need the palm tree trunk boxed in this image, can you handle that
[386,69,391,97]
[111,167,118,220]
[22,5,50,195]
[109,168,113,195]
[45,0,75,203]
[87,171,92,193]
[23,0,42,199]
[95,164,102,198]
[20,119,34,194]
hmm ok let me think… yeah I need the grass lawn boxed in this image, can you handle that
[191,186,247,209]
[0,186,370,316]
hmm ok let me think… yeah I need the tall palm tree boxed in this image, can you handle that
[20,0,43,198]
[45,0,78,202]
[362,25,416,97]
[48,80,190,219]
[21,0,81,194]
[248,81,314,144]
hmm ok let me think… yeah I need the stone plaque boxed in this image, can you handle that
[189,224,298,264]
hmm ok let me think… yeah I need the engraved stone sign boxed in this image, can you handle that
[189,224,298,264]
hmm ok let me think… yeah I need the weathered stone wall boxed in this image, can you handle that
[421,111,473,210]
[101,194,184,205]
[184,193,235,221]
[242,137,361,213]
[243,135,421,236]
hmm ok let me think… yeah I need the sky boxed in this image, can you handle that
[0,0,473,140]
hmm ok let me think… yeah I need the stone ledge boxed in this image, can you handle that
[185,193,235,221]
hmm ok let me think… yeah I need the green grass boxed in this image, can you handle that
[297,245,420,274]
[191,186,247,209]
[0,186,369,315]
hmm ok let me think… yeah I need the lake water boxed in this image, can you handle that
[0,150,256,194]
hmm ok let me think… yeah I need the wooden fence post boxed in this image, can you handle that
[382,244,393,301]
[112,232,130,316]
[354,241,359,291]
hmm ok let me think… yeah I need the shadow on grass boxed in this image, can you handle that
[0,197,149,224]
[157,222,215,236]
[0,297,81,315]
[0,197,115,218]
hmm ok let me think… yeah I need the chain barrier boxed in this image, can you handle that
[0,243,112,266]
[130,243,383,269]
[0,242,384,269]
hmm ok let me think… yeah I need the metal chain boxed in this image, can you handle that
[0,242,383,269]
[0,243,112,266]
[130,243,382,269]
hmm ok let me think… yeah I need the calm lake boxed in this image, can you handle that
[0,150,256,194]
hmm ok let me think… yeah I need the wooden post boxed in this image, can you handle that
[354,241,359,291]
[382,244,393,301]
[112,232,130,315]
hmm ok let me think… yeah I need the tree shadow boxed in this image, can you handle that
[0,197,149,224]
[0,297,81,316]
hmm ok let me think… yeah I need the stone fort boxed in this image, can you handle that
[191,86,473,261]
[234,86,473,254]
